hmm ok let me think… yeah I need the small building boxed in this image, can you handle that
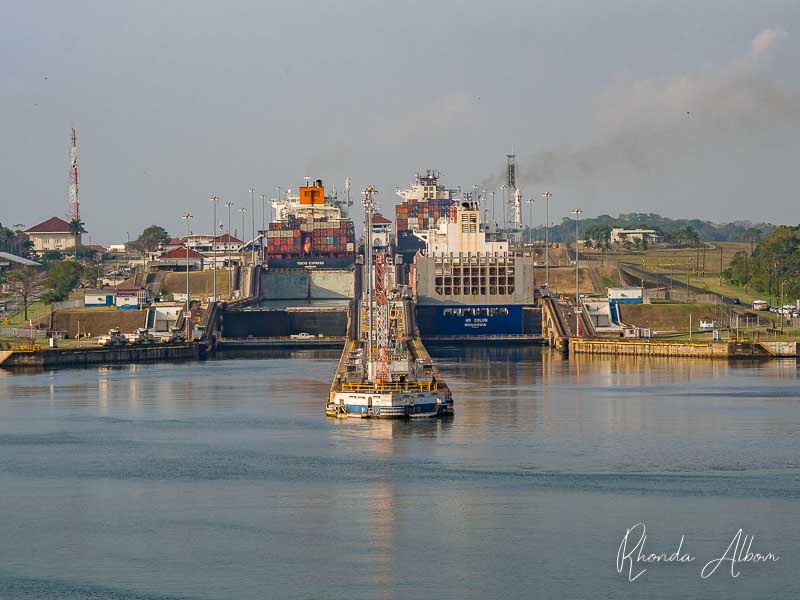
[162,237,185,253]
[153,247,205,271]
[24,217,86,255]
[83,244,107,258]
[608,287,643,304]
[610,228,657,245]
[213,233,242,252]
[371,213,392,249]
[752,300,769,311]
[115,287,149,309]
[108,243,128,254]
[0,251,41,272]
[84,288,116,307]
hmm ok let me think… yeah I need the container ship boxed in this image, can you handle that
[266,179,356,270]
[261,179,357,302]
[395,171,542,339]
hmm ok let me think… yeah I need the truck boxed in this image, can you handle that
[97,328,127,347]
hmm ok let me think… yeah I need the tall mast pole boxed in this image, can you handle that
[362,186,377,379]
[68,128,80,221]
[543,192,553,290]
[210,195,219,301]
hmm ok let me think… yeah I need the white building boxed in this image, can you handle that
[24,217,85,255]
[610,228,657,245]
[371,214,392,249]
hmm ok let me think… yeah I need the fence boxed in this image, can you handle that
[50,298,84,311]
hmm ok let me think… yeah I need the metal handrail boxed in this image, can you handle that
[340,381,437,392]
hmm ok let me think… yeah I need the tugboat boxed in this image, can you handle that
[326,186,454,419]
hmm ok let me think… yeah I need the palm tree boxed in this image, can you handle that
[68,218,85,257]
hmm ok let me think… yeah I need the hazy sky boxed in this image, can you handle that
[2,1,800,243]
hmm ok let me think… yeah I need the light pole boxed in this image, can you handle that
[542,192,553,289]
[260,193,267,261]
[210,195,219,301]
[239,207,248,268]
[573,208,583,336]
[181,212,193,339]
[491,191,496,224]
[249,188,256,264]
[224,201,234,297]
[500,184,507,230]
[526,198,535,247]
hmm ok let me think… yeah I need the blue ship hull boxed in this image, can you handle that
[416,304,540,337]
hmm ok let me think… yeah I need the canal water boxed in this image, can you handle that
[0,347,797,599]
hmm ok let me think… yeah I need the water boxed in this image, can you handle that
[0,348,798,599]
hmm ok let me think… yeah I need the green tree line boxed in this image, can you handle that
[725,226,800,303]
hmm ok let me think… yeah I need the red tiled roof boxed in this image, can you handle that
[215,233,242,243]
[84,244,106,252]
[372,213,391,225]
[25,216,74,233]
[159,247,205,259]
[166,237,184,245]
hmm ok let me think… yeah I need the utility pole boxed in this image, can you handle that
[181,212,193,339]
[542,192,552,290]
[210,195,219,301]
[719,246,723,287]
[225,201,234,297]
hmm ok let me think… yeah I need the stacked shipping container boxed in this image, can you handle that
[266,217,356,259]
[394,196,455,234]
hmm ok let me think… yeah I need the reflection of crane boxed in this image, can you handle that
[374,251,390,384]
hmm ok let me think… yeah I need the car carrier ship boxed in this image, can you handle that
[395,172,542,340]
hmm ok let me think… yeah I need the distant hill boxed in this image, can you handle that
[524,213,773,244]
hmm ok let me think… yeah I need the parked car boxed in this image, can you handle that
[290,332,314,340]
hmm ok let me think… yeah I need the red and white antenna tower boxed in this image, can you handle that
[68,128,80,221]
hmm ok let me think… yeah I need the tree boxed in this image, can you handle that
[131,225,170,256]
[44,261,81,303]
[6,267,37,321]
[0,224,32,256]
[68,218,86,257]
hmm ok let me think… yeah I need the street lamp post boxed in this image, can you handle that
[210,195,219,302]
[181,212,193,339]
[526,198,535,247]
[260,193,267,261]
[500,185,507,230]
[573,208,583,336]
[239,207,248,268]
[542,192,553,290]
[224,201,234,297]
[248,188,256,265]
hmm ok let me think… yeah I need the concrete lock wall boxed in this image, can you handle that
[220,309,347,338]
[261,270,354,300]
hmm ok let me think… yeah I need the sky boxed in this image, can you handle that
[2,0,800,244]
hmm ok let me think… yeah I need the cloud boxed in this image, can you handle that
[500,29,797,192]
